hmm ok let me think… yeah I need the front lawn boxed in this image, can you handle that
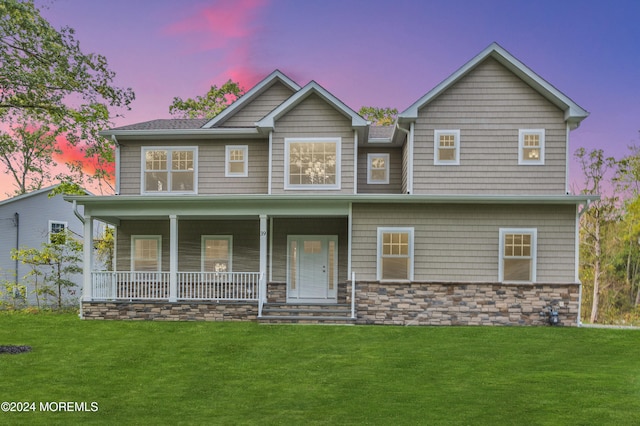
[0,312,638,425]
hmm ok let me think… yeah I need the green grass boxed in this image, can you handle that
[0,312,639,425]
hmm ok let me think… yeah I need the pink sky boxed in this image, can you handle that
[1,0,639,198]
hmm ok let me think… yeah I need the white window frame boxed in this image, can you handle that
[48,220,67,243]
[284,137,341,190]
[367,153,390,184]
[376,227,414,281]
[225,145,248,177]
[434,129,460,165]
[141,146,198,195]
[131,235,162,272]
[201,235,233,272]
[498,228,537,282]
[518,129,545,165]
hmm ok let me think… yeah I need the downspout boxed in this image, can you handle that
[13,212,19,289]
[112,135,121,195]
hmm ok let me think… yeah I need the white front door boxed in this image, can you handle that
[287,235,338,303]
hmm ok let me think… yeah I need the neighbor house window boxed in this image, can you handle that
[377,227,414,281]
[499,228,537,282]
[142,147,197,193]
[285,138,341,189]
[367,153,390,184]
[518,129,545,165]
[49,220,67,243]
[225,145,248,177]
[434,130,460,165]
[202,236,233,272]
[132,236,161,271]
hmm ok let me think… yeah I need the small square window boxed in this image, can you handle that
[225,146,248,177]
[367,153,390,184]
[518,129,545,165]
[49,221,67,243]
[434,130,460,165]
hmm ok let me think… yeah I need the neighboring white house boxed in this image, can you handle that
[0,185,87,306]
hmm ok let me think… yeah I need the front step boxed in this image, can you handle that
[259,303,356,325]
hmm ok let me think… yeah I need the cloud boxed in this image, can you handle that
[164,0,268,88]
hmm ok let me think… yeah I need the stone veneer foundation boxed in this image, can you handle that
[352,282,580,326]
[81,281,580,326]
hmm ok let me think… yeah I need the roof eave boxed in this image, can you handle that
[99,128,262,140]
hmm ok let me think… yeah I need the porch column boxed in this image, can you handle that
[259,214,268,304]
[169,214,178,302]
[82,215,93,302]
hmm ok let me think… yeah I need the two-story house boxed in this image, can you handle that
[68,43,593,325]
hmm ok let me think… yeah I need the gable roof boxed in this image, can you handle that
[0,184,91,207]
[202,70,301,128]
[111,118,210,131]
[398,42,589,128]
[256,80,369,131]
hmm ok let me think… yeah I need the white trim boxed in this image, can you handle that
[408,122,414,194]
[225,145,249,177]
[268,131,273,195]
[113,135,121,195]
[347,202,353,276]
[284,137,342,190]
[268,217,274,282]
[141,146,198,195]
[575,205,580,283]
[434,129,460,165]
[376,227,414,281]
[353,130,358,194]
[131,235,162,272]
[498,228,537,282]
[367,153,390,184]
[48,220,68,242]
[565,123,570,193]
[518,129,545,165]
[201,235,233,272]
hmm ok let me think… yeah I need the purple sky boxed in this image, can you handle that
[3,0,639,197]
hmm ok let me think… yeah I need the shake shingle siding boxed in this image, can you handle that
[220,82,296,127]
[351,203,576,283]
[413,58,567,195]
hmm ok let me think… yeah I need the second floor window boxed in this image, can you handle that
[285,138,341,190]
[225,145,248,177]
[434,130,460,165]
[367,153,390,184]
[518,129,545,165]
[143,147,197,194]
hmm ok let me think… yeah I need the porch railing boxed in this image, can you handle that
[91,271,259,302]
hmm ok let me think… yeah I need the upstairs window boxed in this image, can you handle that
[434,130,460,165]
[499,228,537,282]
[367,153,390,184]
[377,227,414,281]
[285,138,341,190]
[143,147,197,194]
[225,145,248,177]
[132,236,161,271]
[202,236,233,272]
[49,220,67,243]
[518,129,545,165]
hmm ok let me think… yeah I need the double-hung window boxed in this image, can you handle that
[367,153,390,184]
[143,147,197,194]
[518,129,545,165]
[132,236,162,271]
[202,236,233,272]
[499,228,537,282]
[434,130,460,165]
[225,145,248,177]
[285,138,341,189]
[49,220,67,243]
[377,227,414,281]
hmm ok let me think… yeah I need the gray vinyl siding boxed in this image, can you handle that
[116,219,260,272]
[271,94,355,194]
[351,203,576,283]
[413,58,567,195]
[271,217,348,282]
[118,139,268,195]
[219,82,296,127]
[357,147,403,194]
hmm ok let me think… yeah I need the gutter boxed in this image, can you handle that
[73,200,85,224]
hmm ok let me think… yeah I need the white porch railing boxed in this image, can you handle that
[178,272,259,301]
[91,271,259,301]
